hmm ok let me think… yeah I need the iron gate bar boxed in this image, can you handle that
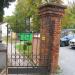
[8,67,49,74]
[10,41,12,66]
[7,9,50,74]
[7,28,50,74]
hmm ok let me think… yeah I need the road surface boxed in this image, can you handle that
[59,47,75,75]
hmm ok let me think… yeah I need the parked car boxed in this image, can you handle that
[69,38,75,48]
[60,34,75,47]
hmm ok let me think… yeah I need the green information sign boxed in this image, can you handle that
[18,33,33,41]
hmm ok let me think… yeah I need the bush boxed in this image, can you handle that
[23,41,32,50]
[26,42,32,45]
[23,43,27,50]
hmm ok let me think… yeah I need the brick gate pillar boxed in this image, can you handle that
[39,3,66,73]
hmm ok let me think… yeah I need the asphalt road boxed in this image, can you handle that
[59,46,75,75]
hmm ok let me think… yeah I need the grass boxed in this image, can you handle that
[16,43,32,58]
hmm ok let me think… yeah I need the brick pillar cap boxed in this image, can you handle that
[39,3,67,9]
[39,3,67,17]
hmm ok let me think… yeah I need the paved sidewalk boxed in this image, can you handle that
[59,47,75,75]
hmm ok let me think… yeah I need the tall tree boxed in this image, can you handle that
[0,0,4,22]
[5,0,42,32]
[5,0,63,32]
[0,0,15,43]
[0,0,15,22]
[62,2,75,29]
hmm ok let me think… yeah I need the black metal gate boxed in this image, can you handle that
[6,16,50,75]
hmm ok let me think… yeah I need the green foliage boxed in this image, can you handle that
[5,0,63,32]
[23,41,32,50]
[3,0,16,7]
[5,0,42,32]
[23,43,27,50]
[0,0,15,22]
[62,2,75,29]
[5,15,29,32]
[16,43,32,57]
[0,0,4,22]
[26,42,32,45]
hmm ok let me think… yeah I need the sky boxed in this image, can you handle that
[4,1,16,16]
[4,0,75,16]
